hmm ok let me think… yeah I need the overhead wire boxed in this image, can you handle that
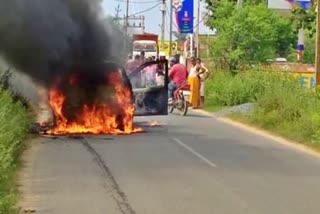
[128,2,161,16]
[191,12,208,31]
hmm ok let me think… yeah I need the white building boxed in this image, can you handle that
[267,0,291,15]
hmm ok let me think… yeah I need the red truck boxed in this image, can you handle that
[132,33,159,59]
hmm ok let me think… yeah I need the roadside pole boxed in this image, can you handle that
[195,0,200,57]
[237,0,243,9]
[169,0,173,57]
[161,0,166,52]
[316,0,320,85]
[125,0,129,35]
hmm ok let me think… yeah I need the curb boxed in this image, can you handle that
[193,109,320,159]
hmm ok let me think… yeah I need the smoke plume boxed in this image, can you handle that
[0,0,129,87]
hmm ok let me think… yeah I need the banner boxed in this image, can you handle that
[158,41,179,57]
[173,0,194,34]
[296,0,312,10]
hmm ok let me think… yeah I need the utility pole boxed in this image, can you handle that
[115,4,121,19]
[195,0,200,57]
[142,15,145,34]
[237,0,243,9]
[124,0,129,35]
[160,0,166,50]
[169,0,173,57]
[121,16,145,33]
[316,0,320,85]
[114,4,121,23]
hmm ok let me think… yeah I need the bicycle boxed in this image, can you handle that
[168,83,190,116]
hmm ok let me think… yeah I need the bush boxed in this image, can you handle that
[205,70,320,146]
[0,90,30,213]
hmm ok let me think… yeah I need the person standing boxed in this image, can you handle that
[196,58,209,108]
[140,51,146,65]
[127,55,141,88]
[188,57,202,108]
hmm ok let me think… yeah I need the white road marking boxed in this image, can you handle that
[172,138,217,168]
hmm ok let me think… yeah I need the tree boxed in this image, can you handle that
[206,0,295,70]
[204,0,265,23]
[290,1,316,37]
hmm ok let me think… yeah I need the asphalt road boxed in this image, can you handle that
[19,110,320,214]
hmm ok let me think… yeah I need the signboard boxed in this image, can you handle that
[265,63,316,89]
[296,0,312,10]
[158,41,178,57]
[267,0,311,10]
[174,0,194,34]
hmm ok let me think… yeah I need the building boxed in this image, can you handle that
[267,0,291,15]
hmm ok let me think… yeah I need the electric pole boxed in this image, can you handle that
[237,0,243,9]
[316,0,320,85]
[114,4,121,22]
[124,0,129,35]
[195,0,200,57]
[142,15,145,34]
[160,0,166,50]
[119,16,145,33]
[169,0,173,57]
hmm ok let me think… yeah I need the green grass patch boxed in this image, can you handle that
[203,105,226,112]
[205,70,320,150]
[0,90,30,214]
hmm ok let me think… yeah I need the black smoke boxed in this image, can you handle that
[0,0,129,87]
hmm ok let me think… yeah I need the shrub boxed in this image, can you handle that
[0,90,30,213]
[205,70,320,146]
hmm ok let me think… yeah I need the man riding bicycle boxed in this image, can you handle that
[168,57,188,104]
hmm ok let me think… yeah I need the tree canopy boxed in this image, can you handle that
[205,0,296,70]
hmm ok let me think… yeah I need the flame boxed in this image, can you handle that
[149,120,160,127]
[46,72,143,135]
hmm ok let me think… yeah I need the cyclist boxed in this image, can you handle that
[168,57,188,104]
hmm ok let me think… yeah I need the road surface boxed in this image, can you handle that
[19,111,320,214]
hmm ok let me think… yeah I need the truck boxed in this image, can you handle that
[132,33,159,59]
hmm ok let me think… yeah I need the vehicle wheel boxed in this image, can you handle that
[179,97,188,116]
[168,104,174,113]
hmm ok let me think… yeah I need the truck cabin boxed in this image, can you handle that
[133,40,158,58]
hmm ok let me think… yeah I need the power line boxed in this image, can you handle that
[190,12,208,32]
[128,2,161,16]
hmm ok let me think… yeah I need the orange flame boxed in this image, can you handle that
[149,120,160,127]
[46,73,143,135]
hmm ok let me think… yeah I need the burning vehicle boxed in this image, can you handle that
[45,60,169,135]
[33,59,169,135]
[0,0,168,135]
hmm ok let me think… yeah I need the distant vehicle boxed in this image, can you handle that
[267,58,288,64]
[132,33,159,59]
[275,58,288,63]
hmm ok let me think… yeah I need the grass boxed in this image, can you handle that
[203,105,225,112]
[205,70,320,149]
[0,90,30,214]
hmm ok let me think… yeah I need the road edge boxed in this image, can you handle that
[193,109,320,159]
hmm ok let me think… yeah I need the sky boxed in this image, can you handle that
[102,0,215,40]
